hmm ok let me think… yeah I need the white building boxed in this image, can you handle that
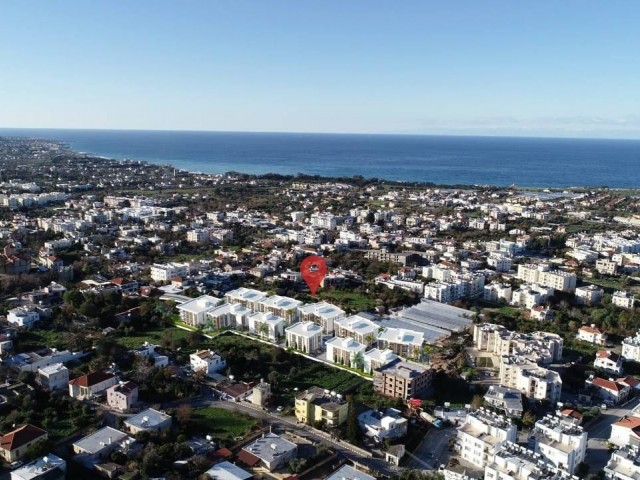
[594,350,623,375]
[298,302,345,334]
[622,330,640,362]
[576,325,607,346]
[531,415,587,474]
[483,283,513,303]
[10,454,66,480]
[325,337,367,369]
[37,363,69,391]
[241,432,297,471]
[377,327,424,360]
[574,285,604,306]
[190,350,226,376]
[334,314,380,347]
[517,264,577,292]
[6,307,40,328]
[186,229,209,244]
[485,442,574,480]
[358,407,408,443]
[499,357,563,403]
[612,290,635,309]
[610,416,640,447]
[604,444,640,480]
[363,348,399,374]
[225,287,268,312]
[488,254,512,273]
[285,321,323,353]
[248,312,285,341]
[205,302,252,330]
[133,343,168,368]
[457,408,517,469]
[177,295,221,327]
[257,295,302,323]
[149,262,189,283]
[511,284,554,309]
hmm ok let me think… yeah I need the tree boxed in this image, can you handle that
[63,289,84,309]
[346,395,359,444]
[522,410,536,429]
[470,394,484,411]
[575,462,590,479]
[176,404,193,427]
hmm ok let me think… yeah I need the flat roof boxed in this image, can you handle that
[124,408,171,430]
[325,465,376,480]
[73,427,132,455]
[243,432,296,464]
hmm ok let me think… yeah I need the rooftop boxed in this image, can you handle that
[124,408,171,430]
[10,454,65,480]
[73,427,132,455]
[242,432,297,465]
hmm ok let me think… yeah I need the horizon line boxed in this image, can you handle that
[1,126,640,143]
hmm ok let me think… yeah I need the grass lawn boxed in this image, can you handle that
[113,327,193,349]
[287,364,366,393]
[318,290,376,312]
[16,329,68,352]
[476,357,494,368]
[191,407,258,440]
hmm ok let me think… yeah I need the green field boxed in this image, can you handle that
[476,357,494,368]
[112,326,194,349]
[318,290,376,312]
[191,407,258,440]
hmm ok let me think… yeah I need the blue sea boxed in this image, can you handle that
[1,128,640,188]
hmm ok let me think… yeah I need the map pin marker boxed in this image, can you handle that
[300,255,328,296]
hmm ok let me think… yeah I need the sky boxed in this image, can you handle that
[1,1,640,138]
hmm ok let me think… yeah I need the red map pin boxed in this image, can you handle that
[300,255,328,296]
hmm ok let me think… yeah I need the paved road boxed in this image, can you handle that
[405,427,456,470]
[583,396,640,471]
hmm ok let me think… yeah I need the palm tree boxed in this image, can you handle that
[257,322,269,339]
[352,351,365,371]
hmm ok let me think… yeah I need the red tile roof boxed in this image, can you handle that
[69,371,115,388]
[237,449,261,467]
[579,325,603,334]
[0,424,47,452]
[613,416,640,429]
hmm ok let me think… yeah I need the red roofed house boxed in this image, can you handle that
[586,376,631,405]
[0,424,47,463]
[558,408,584,426]
[594,350,624,375]
[611,416,640,447]
[577,324,607,345]
[69,371,117,400]
[111,277,139,294]
[618,376,640,392]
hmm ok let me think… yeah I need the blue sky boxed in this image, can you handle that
[1,1,639,137]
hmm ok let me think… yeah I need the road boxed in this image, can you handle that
[178,387,399,477]
[405,427,456,470]
[583,396,640,471]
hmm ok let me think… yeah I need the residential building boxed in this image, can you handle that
[457,409,517,469]
[150,262,189,283]
[596,258,619,276]
[594,350,624,375]
[484,385,524,418]
[377,327,424,360]
[623,330,640,362]
[483,283,513,303]
[106,381,139,412]
[373,358,433,399]
[72,427,134,463]
[488,254,512,273]
[610,416,640,447]
[325,465,376,480]
[36,363,69,391]
[517,264,577,292]
[285,321,323,353]
[613,290,635,309]
[7,349,82,373]
[177,295,221,327]
[204,461,253,480]
[224,287,267,312]
[190,350,226,376]
[485,442,574,480]
[576,325,607,346]
[251,380,271,407]
[604,444,640,480]
[239,432,297,471]
[574,285,604,306]
[68,371,117,400]
[205,302,252,330]
[358,407,408,442]
[325,337,366,369]
[257,295,302,323]
[0,424,48,463]
[531,415,587,474]
[334,314,380,347]
[133,342,168,367]
[6,307,40,328]
[124,408,172,434]
[10,454,66,480]
[298,302,345,334]
[511,284,554,309]
[295,386,348,427]
[247,312,285,341]
[499,357,563,403]
[474,324,563,365]
[363,348,399,375]
[585,376,631,405]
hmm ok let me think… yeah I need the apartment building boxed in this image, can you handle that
[257,295,302,323]
[37,363,69,391]
[594,350,623,375]
[622,330,640,362]
[457,408,517,468]
[612,290,635,309]
[334,314,379,347]
[574,285,604,306]
[485,442,574,480]
[247,312,285,341]
[294,386,348,427]
[517,264,577,292]
[189,350,226,376]
[358,407,408,442]
[604,444,640,480]
[149,262,189,283]
[176,295,221,327]
[596,258,619,276]
[483,283,513,303]
[484,385,524,418]
[377,327,424,360]
[531,415,587,474]
[325,337,367,369]
[205,302,252,330]
[285,321,323,353]
[373,358,433,399]
[511,284,554,309]
[298,301,345,334]
[224,287,267,312]
[6,307,40,328]
[473,324,563,365]
[499,357,562,403]
[363,348,399,375]
[488,254,512,273]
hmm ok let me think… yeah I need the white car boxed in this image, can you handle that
[276,406,284,412]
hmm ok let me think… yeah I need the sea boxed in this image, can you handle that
[1,128,640,188]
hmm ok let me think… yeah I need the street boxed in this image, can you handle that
[583,396,640,471]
